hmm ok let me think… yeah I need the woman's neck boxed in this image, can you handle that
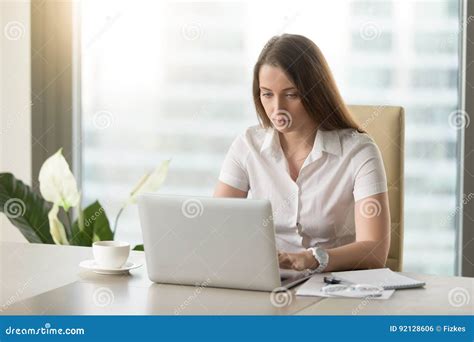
[278,124,318,156]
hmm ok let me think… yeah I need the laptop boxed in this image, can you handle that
[137,194,314,292]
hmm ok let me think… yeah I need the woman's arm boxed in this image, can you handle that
[280,192,391,271]
[324,191,391,271]
[214,181,248,198]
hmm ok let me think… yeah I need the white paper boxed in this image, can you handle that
[296,276,395,300]
[332,268,425,289]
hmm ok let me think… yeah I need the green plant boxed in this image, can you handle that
[0,149,169,248]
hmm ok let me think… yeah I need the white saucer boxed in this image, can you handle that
[79,259,143,275]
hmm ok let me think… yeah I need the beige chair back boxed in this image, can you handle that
[348,105,405,271]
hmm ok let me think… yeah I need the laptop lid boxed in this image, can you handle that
[138,194,283,292]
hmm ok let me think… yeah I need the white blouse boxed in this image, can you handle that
[218,125,388,253]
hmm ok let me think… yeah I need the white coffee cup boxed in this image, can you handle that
[92,241,130,268]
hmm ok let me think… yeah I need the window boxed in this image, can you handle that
[414,32,458,54]
[351,31,393,52]
[80,0,460,275]
[412,68,458,88]
[348,68,393,87]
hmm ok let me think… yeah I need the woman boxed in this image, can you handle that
[214,34,390,274]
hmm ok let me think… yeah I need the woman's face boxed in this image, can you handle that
[258,64,315,133]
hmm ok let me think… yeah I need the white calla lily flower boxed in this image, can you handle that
[113,159,170,236]
[48,203,69,245]
[39,148,80,211]
[128,159,170,204]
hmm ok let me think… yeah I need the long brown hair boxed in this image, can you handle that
[253,34,363,132]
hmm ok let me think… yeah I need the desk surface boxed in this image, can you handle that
[0,242,472,315]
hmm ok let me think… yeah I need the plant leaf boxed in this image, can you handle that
[0,173,54,243]
[133,244,144,251]
[71,200,113,246]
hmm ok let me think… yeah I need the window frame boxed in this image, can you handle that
[458,0,474,277]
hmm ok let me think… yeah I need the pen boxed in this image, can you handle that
[323,276,342,284]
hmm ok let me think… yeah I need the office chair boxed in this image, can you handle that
[349,105,405,272]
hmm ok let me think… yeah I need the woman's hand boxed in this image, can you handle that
[278,250,318,271]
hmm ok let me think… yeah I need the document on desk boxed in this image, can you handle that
[332,268,426,290]
[295,276,395,300]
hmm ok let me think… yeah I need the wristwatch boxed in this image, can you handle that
[308,247,329,273]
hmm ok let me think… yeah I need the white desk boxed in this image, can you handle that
[1,242,472,315]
